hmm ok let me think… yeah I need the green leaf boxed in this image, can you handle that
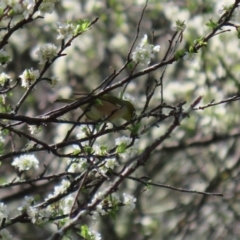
[84,145,93,154]
[129,123,141,135]
[108,204,119,220]
[189,46,195,53]
[116,143,127,154]
[79,225,92,240]
[74,20,91,36]
[127,62,134,70]
[206,18,218,29]
[99,145,108,155]
[195,37,207,47]
[174,49,186,60]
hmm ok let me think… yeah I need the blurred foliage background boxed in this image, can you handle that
[1,0,240,239]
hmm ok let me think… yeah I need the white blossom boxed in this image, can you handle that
[0,72,11,87]
[115,136,132,146]
[67,158,88,173]
[105,158,119,170]
[61,194,74,214]
[27,206,51,224]
[56,22,74,40]
[132,34,160,66]
[18,196,35,212]
[96,204,107,216]
[115,136,138,158]
[53,179,70,196]
[91,191,104,204]
[77,125,94,139]
[12,154,39,171]
[123,193,136,211]
[87,229,102,240]
[0,202,9,221]
[28,125,42,135]
[99,158,118,174]
[36,43,58,64]
[27,206,38,223]
[22,0,35,19]
[19,68,39,88]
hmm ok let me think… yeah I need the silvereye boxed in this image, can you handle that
[56,94,135,122]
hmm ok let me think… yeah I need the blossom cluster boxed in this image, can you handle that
[12,154,39,171]
[0,0,60,19]
[132,34,160,66]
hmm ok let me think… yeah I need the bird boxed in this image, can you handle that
[55,93,135,122]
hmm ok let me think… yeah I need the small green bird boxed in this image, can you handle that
[55,94,135,122]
